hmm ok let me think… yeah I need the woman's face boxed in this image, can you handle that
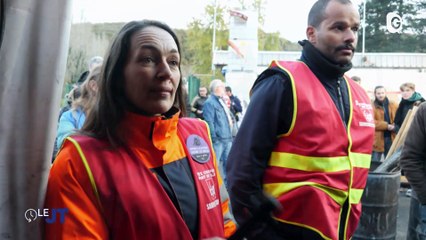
[401,86,414,100]
[123,26,180,116]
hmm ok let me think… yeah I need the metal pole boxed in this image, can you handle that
[211,0,218,76]
[362,0,366,57]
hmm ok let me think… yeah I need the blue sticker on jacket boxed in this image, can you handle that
[186,134,211,163]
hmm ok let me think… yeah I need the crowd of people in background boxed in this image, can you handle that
[371,82,424,162]
[48,0,426,239]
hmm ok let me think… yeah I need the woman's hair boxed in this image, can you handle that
[72,65,102,114]
[400,82,415,91]
[65,86,81,105]
[82,20,185,147]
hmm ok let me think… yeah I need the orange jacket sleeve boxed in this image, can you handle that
[215,161,237,238]
[44,140,108,239]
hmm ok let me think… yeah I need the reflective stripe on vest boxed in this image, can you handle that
[263,60,374,240]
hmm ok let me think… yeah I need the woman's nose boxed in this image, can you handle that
[156,59,172,79]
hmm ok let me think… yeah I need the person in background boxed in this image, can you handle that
[58,86,81,121]
[203,79,233,185]
[191,86,208,119]
[226,0,375,239]
[45,20,235,240]
[76,56,104,85]
[400,103,426,240]
[372,86,398,161]
[351,75,361,85]
[51,86,82,162]
[225,86,242,123]
[394,82,425,133]
[55,65,102,153]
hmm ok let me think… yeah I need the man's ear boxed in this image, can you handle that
[306,26,316,43]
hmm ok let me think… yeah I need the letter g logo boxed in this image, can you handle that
[386,12,402,33]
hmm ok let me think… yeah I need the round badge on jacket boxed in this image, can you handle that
[186,134,211,163]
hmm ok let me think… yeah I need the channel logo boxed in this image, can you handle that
[386,12,402,33]
[25,208,68,224]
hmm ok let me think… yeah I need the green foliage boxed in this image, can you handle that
[359,0,425,52]
[183,2,229,77]
[258,29,301,51]
[183,0,300,78]
[237,0,266,25]
[65,0,302,89]
[92,22,125,40]
[66,47,86,84]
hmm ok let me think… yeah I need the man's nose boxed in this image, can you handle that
[344,29,356,43]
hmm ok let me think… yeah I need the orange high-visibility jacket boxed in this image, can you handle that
[263,61,375,240]
[44,112,235,239]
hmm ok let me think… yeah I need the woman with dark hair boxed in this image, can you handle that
[45,20,235,239]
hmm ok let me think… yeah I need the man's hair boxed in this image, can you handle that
[209,79,223,94]
[374,85,385,94]
[400,82,416,91]
[351,76,361,83]
[308,0,353,27]
[82,20,185,147]
[225,86,232,93]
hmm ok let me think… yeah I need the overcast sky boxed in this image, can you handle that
[72,0,364,42]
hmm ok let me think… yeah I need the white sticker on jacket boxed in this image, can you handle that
[355,100,375,127]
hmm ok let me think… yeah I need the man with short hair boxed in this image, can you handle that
[352,75,361,85]
[372,86,398,161]
[227,0,375,239]
[225,86,242,123]
[203,79,233,184]
[191,87,208,119]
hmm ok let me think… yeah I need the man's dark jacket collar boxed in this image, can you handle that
[299,40,352,79]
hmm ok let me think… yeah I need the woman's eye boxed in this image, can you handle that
[140,57,154,64]
[169,60,179,66]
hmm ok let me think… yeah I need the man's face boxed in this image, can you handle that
[199,87,207,97]
[214,82,225,97]
[375,88,386,102]
[307,1,360,65]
